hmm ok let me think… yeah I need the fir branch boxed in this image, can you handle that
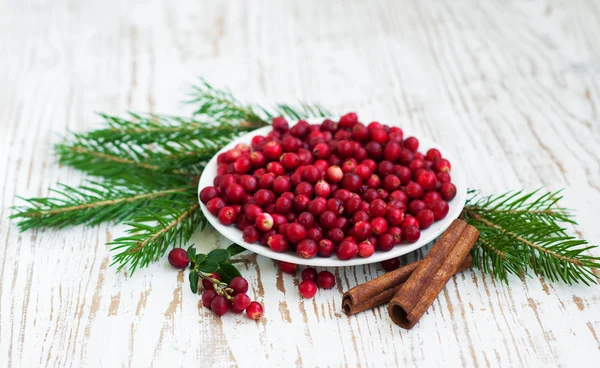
[109,198,204,274]
[10,180,195,230]
[463,190,600,285]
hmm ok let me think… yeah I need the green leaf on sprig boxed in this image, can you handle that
[189,271,199,294]
[198,260,220,273]
[226,243,247,257]
[207,249,230,263]
[187,245,196,261]
[217,263,242,284]
[195,253,207,265]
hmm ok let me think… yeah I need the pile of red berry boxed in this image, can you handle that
[199,113,456,261]
[279,261,336,298]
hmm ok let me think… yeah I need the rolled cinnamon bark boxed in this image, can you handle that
[342,255,472,316]
[388,219,479,329]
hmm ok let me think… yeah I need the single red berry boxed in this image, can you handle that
[377,160,394,177]
[422,191,442,206]
[294,195,311,212]
[298,212,315,229]
[318,239,335,257]
[377,233,395,251]
[234,156,252,174]
[381,258,400,271]
[211,295,229,316]
[355,164,372,180]
[250,151,266,168]
[326,165,343,183]
[341,173,362,192]
[229,276,249,295]
[258,173,275,189]
[286,223,307,243]
[369,199,387,217]
[386,208,405,226]
[224,183,245,203]
[279,261,298,274]
[417,171,437,191]
[263,141,283,160]
[314,180,331,198]
[308,227,323,244]
[206,197,226,216]
[407,199,427,216]
[358,240,375,257]
[440,183,457,201]
[267,234,289,252]
[218,206,238,225]
[298,280,318,298]
[370,129,388,144]
[232,293,252,312]
[202,289,218,309]
[244,204,263,222]
[388,226,402,243]
[274,197,293,214]
[317,271,336,289]
[406,182,424,199]
[313,143,331,159]
[242,225,260,243]
[437,171,451,183]
[272,116,289,131]
[254,189,275,206]
[352,221,373,241]
[246,301,264,320]
[400,215,420,230]
[297,239,318,259]
[255,213,274,231]
[319,211,337,228]
[336,239,358,260]
[200,186,219,204]
[272,176,291,194]
[301,267,318,281]
[371,217,389,235]
[429,200,450,220]
[404,226,421,243]
[168,248,189,269]
[434,158,451,173]
[295,182,314,198]
[426,148,442,161]
[416,209,435,229]
[341,159,357,173]
[404,136,419,152]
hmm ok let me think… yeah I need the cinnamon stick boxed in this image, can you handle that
[388,219,479,329]
[342,255,472,316]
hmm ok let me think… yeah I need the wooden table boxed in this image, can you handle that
[1,0,600,366]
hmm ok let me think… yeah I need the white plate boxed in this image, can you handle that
[198,118,466,267]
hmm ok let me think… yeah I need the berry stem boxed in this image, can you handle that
[198,272,234,300]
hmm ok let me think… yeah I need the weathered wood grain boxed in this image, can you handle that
[1,0,599,367]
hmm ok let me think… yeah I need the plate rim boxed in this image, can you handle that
[198,118,466,267]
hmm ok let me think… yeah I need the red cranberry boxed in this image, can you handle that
[297,148,313,165]
[440,183,457,201]
[218,206,237,225]
[336,239,358,260]
[404,226,421,243]
[272,176,291,194]
[352,211,370,223]
[314,180,331,197]
[319,211,337,228]
[275,197,293,214]
[386,208,405,226]
[307,197,327,216]
[202,289,218,309]
[377,161,394,177]
[388,226,402,243]
[279,261,298,274]
[246,301,263,320]
[406,182,424,199]
[404,136,419,152]
[416,171,437,191]
[242,225,260,243]
[378,233,395,251]
[318,239,335,257]
[422,191,442,205]
[225,148,242,163]
[400,215,420,230]
[437,171,451,183]
[407,200,427,216]
[263,141,283,160]
[239,175,258,194]
[316,271,336,289]
[383,141,402,162]
[326,165,343,183]
[334,189,352,202]
[168,248,189,269]
[337,140,355,158]
[369,199,387,217]
[298,212,315,228]
[429,200,449,220]
[199,186,219,204]
[258,172,275,189]
[244,204,263,222]
[344,196,362,215]
[234,156,251,174]
[250,151,266,168]
[358,240,375,257]
[302,165,321,184]
[371,217,389,235]
[254,189,275,206]
[232,293,252,313]
[272,116,289,131]
[286,223,307,243]
[267,234,289,252]
[295,182,314,198]
[416,209,435,229]
[294,195,310,212]
[352,221,373,240]
[381,258,400,271]
[301,267,318,281]
[298,280,318,298]
[307,227,323,243]
[223,183,244,203]
[255,213,273,231]
[297,239,318,259]
[370,129,388,143]
[341,173,362,192]
[202,273,221,290]
[408,159,425,174]
[211,295,229,316]
[382,175,401,192]
[229,276,249,295]
[434,159,451,173]
[325,198,344,215]
[325,228,343,245]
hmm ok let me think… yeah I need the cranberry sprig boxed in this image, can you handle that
[168,245,264,319]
